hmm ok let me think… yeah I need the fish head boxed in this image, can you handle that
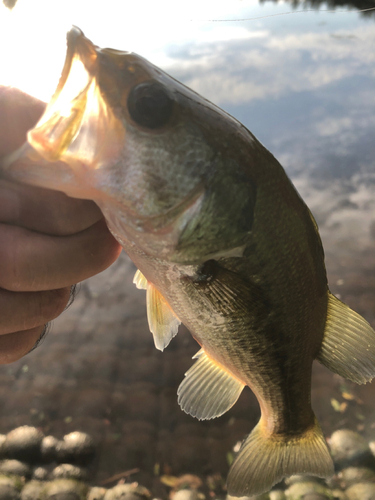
[3,27,256,262]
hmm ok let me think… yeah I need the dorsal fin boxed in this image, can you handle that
[178,349,245,420]
[133,270,181,351]
[316,292,375,384]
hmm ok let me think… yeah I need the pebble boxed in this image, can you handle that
[284,481,332,500]
[227,494,269,500]
[0,485,20,500]
[300,495,331,500]
[172,491,200,500]
[338,466,375,488]
[345,482,375,500]
[3,427,43,462]
[0,436,6,459]
[57,433,95,465]
[42,479,88,500]
[0,475,22,500]
[32,466,49,481]
[329,430,375,470]
[20,480,46,500]
[103,485,151,500]
[285,476,325,486]
[330,491,347,500]
[87,487,107,500]
[0,459,31,478]
[50,464,88,481]
[41,436,59,463]
[269,491,286,500]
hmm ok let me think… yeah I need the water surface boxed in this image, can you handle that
[0,0,374,490]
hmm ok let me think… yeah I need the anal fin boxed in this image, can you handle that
[317,292,375,384]
[133,270,181,352]
[177,349,245,420]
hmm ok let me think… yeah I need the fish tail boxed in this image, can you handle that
[226,416,334,497]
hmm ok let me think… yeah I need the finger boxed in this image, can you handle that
[0,287,71,335]
[0,219,121,292]
[0,326,46,364]
[0,87,45,157]
[0,179,103,235]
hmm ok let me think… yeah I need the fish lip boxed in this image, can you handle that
[23,26,126,172]
[61,26,98,86]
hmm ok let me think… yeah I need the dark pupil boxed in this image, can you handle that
[127,80,174,129]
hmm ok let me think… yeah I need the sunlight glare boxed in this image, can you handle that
[0,0,266,102]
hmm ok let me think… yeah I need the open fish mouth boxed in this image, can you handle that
[26,26,125,169]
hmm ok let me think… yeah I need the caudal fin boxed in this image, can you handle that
[226,417,333,497]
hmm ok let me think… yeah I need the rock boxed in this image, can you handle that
[285,476,326,486]
[301,495,331,500]
[41,436,59,463]
[227,494,269,500]
[87,487,107,500]
[0,475,22,500]
[56,433,95,465]
[0,436,6,459]
[269,491,286,500]
[284,481,333,500]
[0,485,20,500]
[0,460,30,479]
[50,464,88,481]
[325,475,341,491]
[43,479,88,500]
[21,480,45,500]
[32,466,49,481]
[368,440,375,457]
[330,491,348,500]
[3,427,43,462]
[338,467,375,488]
[173,491,200,500]
[345,482,375,500]
[329,430,375,471]
[103,485,151,500]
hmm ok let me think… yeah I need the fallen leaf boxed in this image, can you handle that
[160,475,178,488]
[331,398,341,412]
[342,392,355,401]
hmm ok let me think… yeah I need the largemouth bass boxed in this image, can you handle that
[2,27,375,496]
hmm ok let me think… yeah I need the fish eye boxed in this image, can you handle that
[127,80,174,129]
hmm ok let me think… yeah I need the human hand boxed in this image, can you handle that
[0,87,122,364]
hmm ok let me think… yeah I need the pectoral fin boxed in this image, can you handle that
[133,270,181,351]
[177,349,245,420]
[317,292,375,384]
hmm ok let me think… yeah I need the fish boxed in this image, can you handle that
[2,26,375,497]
